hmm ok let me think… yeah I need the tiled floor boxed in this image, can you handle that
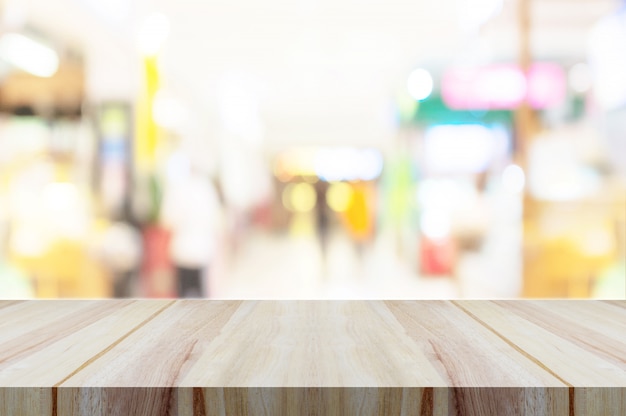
[210,229,460,299]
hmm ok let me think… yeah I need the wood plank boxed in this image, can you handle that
[0,300,99,343]
[7,386,626,415]
[179,301,447,387]
[522,300,626,335]
[185,387,446,416]
[492,300,626,370]
[452,300,626,387]
[56,388,178,416]
[60,301,243,387]
[602,300,626,310]
[0,300,624,415]
[574,387,626,416]
[384,301,564,387]
[0,300,173,387]
[0,300,26,312]
[0,388,52,416]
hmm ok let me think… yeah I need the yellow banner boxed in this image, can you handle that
[135,56,159,172]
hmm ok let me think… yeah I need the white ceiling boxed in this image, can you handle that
[5,0,621,149]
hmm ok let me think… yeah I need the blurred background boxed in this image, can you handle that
[0,0,624,299]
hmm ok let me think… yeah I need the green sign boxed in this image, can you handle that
[406,95,514,126]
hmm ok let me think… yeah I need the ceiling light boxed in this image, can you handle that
[137,13,170,56]
[0,33,59,78]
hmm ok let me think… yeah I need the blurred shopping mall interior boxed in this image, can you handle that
[0,0,624,299]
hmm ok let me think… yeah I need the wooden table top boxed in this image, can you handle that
[1,300,625,389]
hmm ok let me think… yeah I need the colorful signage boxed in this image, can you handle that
[441,63,566,110]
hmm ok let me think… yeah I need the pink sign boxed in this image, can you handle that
[442,63,566,110]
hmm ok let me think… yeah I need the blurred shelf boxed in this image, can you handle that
[522,192,625,298]
[0,62,84,112]
[0,300,625,415]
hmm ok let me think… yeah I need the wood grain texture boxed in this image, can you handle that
[0,300,624,415]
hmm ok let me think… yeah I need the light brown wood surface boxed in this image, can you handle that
[0,300,624,415]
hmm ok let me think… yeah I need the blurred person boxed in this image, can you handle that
[451,173,490,253]
[450,172,489,287]
[314,180,330,275]
[96,220,142,297]
[344,181,376,263]
[161,167,220,298]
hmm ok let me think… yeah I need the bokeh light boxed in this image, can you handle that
[283,183,317,213]
[407,68,433,101]
[326,182,353,212]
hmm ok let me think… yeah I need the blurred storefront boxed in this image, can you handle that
[0,0,624,299]
[0,34,110,297]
